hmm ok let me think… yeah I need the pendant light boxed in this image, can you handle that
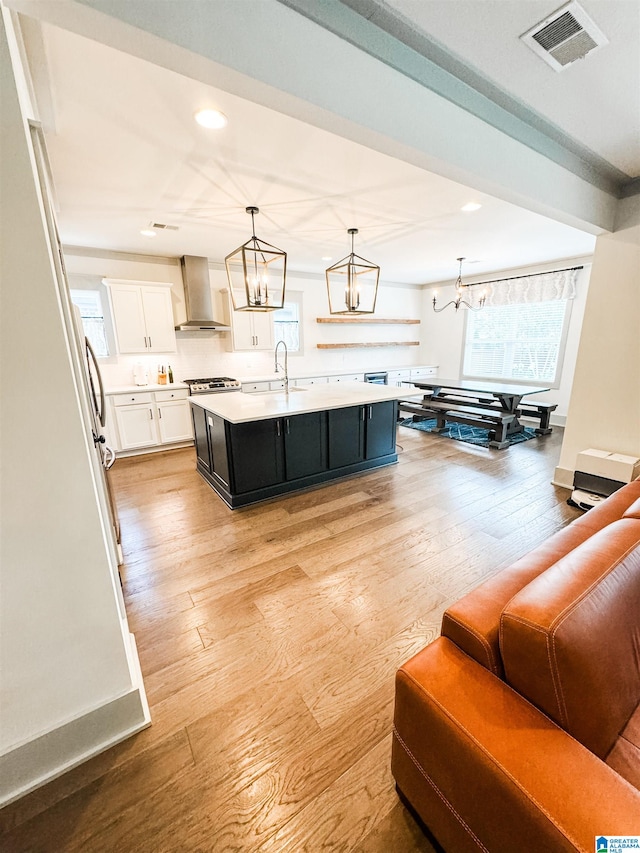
[432,257,486,312]
[225,206,287,311]
[325,228,380,315]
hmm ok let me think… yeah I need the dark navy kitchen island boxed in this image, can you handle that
[189,383,403,508]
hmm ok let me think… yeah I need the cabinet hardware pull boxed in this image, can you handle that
[285,418,290,434]
[144,336,148,348]
[149,408,153,419]
[148,336,152,348]
[276,420,281,436]
[361,407,365,421]
[368,406,372,419]
[158,409,162,418]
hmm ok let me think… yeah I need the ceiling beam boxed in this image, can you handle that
[8,0,619,232]
[284,0,631,195]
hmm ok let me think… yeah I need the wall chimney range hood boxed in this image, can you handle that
[176,255,230,331]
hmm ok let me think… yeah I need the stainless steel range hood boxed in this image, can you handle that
[176,255,230,331]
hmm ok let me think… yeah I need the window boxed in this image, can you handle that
[463,299,571,385]
[70,289,109,357]
[273,292,303,354]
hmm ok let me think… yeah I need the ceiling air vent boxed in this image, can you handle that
[520,1,608,72]
[149,221,179,231]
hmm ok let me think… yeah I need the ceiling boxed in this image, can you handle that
[351,0,640,177]
[17,0,638,285]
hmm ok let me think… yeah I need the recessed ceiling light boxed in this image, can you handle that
[140,229,157,237]
[322,256,332,261]
[461,203,482,212]
[194,108,228,129]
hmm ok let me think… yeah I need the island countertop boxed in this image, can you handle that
[189,381,407,423]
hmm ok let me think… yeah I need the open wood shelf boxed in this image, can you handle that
[316,317,420,324]
[317,341,420,349]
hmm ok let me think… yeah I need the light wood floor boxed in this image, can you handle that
[1,424,581,852]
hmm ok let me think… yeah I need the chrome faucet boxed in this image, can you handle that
[274,340,289,394]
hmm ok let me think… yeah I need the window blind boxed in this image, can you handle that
[463,300,568,383]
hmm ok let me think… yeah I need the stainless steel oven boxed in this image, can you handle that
[184,377,241,395]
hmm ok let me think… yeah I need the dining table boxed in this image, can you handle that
[403,376,551,447]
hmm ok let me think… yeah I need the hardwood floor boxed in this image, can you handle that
[0,425,581,852]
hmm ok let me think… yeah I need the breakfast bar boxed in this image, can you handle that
[189,382,404,508]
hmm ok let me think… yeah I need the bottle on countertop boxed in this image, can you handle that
[167,364,174,384]
[157,364,167,385]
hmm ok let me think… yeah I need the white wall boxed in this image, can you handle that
[64,249,428,387]
[0,7,148,805]
[420,260,592,422]
[555,197,640,486]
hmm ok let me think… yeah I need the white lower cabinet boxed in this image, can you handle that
[387,369,412,386]
[411,366,437,381]
[156,399,193,443]
[110,388,192,452]
[241,381,271,393]
[114,401,157,450]
[294,377,328,386]
[327,373,364,382]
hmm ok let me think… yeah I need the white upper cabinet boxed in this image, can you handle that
[105,280,176,354]
[222,289,274,351]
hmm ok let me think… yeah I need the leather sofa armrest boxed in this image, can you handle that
[392,638,640,853]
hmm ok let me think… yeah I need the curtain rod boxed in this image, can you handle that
[463,265,583,288]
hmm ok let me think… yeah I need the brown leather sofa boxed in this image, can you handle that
[392,479,640,852]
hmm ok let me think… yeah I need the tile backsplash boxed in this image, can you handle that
[99,332,277,387]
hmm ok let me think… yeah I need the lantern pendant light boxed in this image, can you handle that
[325,228,380,315]
[225,206,287,311]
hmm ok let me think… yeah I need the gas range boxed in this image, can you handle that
[184,377,241,395]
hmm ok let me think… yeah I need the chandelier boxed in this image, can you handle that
[225,206,287,311]
[432,257,486,313]
[325,228,380,315]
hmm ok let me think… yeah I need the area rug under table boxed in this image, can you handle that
[398,417,538,448]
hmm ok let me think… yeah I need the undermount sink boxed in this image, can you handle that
[253,386,307,395]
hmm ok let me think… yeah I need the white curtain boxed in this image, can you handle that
[480,268,578,307]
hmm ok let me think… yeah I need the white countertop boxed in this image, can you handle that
[105,382,188,395]
[189,381,406,423]
[234,365,438,383]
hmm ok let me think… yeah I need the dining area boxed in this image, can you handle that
[398,377,557,449]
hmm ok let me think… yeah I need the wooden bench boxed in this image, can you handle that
[424,395,557,435]
[516,401,557,434]
[398,398,516,449]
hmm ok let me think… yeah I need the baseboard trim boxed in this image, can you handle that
[0,683,150,809]
[552,466,574,489]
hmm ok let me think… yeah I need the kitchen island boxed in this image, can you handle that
[189,382,404,508]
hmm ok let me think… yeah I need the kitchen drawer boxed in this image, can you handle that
[296,376,328,386]
[112,391,154,406]
[270,380,286,390]
[155,388,189,402]
[242,382,271,393]
[411,367,437,379]
[387,369,411,383]
[327,374,363,382]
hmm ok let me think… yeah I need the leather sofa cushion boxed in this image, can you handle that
[606,702,640,790]
[500,519,640,759]
[623,497,640,519]
[441,479,640,677]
